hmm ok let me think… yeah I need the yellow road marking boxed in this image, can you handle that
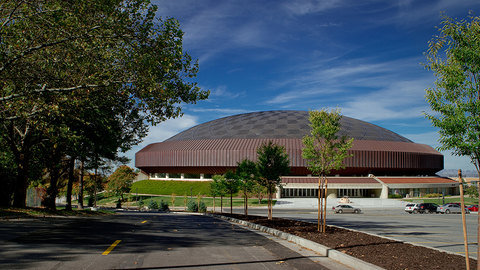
[102,240,121,255]
[142,220,147,224]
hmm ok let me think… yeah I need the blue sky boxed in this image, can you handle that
[125,0,480,172]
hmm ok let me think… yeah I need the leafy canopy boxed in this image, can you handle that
[422,12,480,173]
[256,141,291,193]
[105,165,136,199]
[302,108,354,177]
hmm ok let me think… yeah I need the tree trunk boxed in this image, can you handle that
[48,167,59,211]
[230,192,233,214]
[78,159,84,210]
[317,176,321,231]
[65,157,75,211]
[268,190,272,220]
[244,187,248,216]
[13,151,29,208]
[323,178,328,233]
[458,169,470,270]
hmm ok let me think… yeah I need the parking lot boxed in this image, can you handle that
[234,206,479,259]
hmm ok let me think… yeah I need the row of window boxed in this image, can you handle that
[149,173,214,179]
[281,188,373,198]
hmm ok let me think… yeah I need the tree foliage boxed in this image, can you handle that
[422,12,480,177]
[235,159,258,216]
[256,141,290,220]
[105,165,136,204]
[302,108,354,232]
[223,170,241,214]
[0,0,209,207]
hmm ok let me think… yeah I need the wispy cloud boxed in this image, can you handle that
[282,0,344,16]
[188,108,248,114]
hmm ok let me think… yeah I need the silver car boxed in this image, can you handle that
[332,205,361,214]
[438,204,470,214]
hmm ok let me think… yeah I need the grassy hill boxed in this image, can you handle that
[130,180,216,196]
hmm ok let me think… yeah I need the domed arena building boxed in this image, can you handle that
[135,110,459,199]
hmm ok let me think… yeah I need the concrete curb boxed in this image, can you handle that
[207,213,385,270]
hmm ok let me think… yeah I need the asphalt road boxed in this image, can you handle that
[230,207,479,259]
[0,212,350,270]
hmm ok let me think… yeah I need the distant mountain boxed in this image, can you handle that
[437,169,478,178]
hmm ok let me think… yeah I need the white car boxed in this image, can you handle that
[404,203,419,214]
[332,205,361,214]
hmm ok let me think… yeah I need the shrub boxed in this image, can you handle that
[88,196,94,207]
[159,199,169,211]
[388,194,402,199]
[199,201,207,212]
[425,193,440,198]
[148,200,158,210]
[138,198,144,207]
[198,201,207,212]
[187,200,198,212]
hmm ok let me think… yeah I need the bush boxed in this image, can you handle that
[138,198,144,207]
[159,199,169,211]
[187,200,198,212]
[388,194,402,199]
[198,201,207,212]
[148,200,158,210]
[425,193,440,198]
[88,195,94,207]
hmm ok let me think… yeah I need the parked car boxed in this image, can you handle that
[417,203,439,214]
[438,204,470,214]
[332,205,361,214]
[468,205,478,212]
[405,203,420,214]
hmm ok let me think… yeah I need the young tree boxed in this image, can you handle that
[423,13,480,179]
[235,159,258,216]
[256,141,291,220]
[171,193,177,210]
[209,175,224,212]
[302,108,354,232]
[251,182,268,206]
[222,170,240,214]
[105,165,136,206]
[183,194,188,211]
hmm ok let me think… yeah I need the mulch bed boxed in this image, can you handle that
[217,213,477,270]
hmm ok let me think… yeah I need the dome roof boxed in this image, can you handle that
[165,110,412,143]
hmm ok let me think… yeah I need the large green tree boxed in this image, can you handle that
[0,0,209,207]
[423,13,480,177]
[302,108,354,232]
[256,141,290,220]
[422,13,480,266]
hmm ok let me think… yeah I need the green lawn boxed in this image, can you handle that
[130,180,219,196]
